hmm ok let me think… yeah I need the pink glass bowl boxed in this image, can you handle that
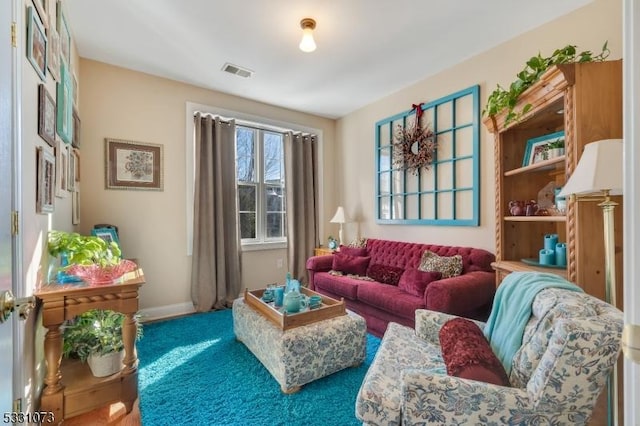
[66,259,137,285]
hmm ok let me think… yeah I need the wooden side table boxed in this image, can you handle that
[35,268,145,424]
[314,247,335,256]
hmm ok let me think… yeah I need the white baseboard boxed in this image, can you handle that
[139,302,195,323]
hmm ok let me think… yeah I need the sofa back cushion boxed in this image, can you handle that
[332,254,371,276]
[398,269,441,297]
[365,239,494,273]
[366,263,404,286]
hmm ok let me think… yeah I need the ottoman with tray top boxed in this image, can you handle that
[232,288,367,393]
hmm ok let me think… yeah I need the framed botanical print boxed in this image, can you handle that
[27,6,47,81]
[38,84,56,147]
[36,146,55,214]
[105,138,164,191]
[56,61,73,144]
[46,24,60,81]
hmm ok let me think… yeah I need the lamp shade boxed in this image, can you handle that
[558,139,623,197]
[330,206,349,224]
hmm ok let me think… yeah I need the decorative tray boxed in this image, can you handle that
[243,287,346,330]
[521,258,566,270]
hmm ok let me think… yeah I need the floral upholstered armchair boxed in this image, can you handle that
[355,287,623,425]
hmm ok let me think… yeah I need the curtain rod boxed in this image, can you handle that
[194,111,316,137]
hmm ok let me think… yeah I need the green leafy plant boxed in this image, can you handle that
[48,230,122,267]
[547,138,565,149]
[62,309,143,362]
[483,42,610,124]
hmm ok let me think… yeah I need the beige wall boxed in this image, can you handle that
[335,0,622,252]
[78,60,336,313]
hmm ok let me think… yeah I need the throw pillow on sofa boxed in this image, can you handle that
[366,264,404,286]
[419,250,463,279]
[339,245,368,257]
[332,254,371,276]
[439,318,510,387]
[398,268,442,297]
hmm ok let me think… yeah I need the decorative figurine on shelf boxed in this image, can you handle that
[327,236,338,251]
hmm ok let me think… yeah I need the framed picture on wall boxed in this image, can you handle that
[91,227,119,246]
[38,84,56,147]
[72,190,80,225]
[31,0,48,29]
[105,138,164,191]
[27,6,47,81]
[68,145,76,192]
[72,108,80,148]
[46,24,60,81]
[72,148,80,183]
[57,1,70,65]
[54,139,68,197]
[56,61,73,144]
[36,146,55,214]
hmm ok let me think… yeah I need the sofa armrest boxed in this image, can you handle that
[424,270,495,318]
[400,369,529,424]
[306,255,334,291]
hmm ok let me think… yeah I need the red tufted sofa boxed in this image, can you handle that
[306,238,496,337]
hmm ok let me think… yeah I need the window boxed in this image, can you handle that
[236,126,286,244]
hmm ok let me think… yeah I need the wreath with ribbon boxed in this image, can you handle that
[393,103,437,175]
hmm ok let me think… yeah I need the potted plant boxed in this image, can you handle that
[47,230,135,284]
[483,42,610,124]
[546,138,565,158]
[62,309,143,377]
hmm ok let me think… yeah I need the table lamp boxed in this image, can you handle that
[558,138,622,426]
[330,206,350,247]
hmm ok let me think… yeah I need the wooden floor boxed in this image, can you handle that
[64,400,140,426]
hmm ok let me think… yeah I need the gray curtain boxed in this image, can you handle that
[284,132,319,284]
[191,113,242,311]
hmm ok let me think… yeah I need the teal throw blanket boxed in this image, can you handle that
[483,272,583,375]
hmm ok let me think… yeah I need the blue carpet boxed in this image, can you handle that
[138,309,380,426]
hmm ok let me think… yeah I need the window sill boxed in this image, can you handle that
[241,241,288,252]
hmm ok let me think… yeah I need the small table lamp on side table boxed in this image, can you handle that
[330,206,350,247]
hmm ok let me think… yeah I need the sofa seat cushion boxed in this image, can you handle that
[314,272,365,300]
[356,322,445,426]
[357,281,425,320]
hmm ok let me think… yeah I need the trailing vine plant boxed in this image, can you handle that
[483,42,610,124]
[393,103,437,175]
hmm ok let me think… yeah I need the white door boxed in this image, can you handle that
[0,0,15,414]
[623,0,640,424]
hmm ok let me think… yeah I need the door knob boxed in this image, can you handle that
[0,290,35,323]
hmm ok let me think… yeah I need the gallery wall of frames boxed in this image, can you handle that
[30,0,81,224]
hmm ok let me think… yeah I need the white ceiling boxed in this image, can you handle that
[63,0,593,119]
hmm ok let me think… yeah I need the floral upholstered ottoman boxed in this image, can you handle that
[232,297,367,393]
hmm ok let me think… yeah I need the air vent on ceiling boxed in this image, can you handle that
[221,62,254,78]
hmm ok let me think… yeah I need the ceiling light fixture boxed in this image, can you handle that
[299,18,316,53]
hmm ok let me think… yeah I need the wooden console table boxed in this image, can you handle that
[34,268,145,424]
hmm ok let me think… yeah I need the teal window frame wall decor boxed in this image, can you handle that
[375,85,480,226]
